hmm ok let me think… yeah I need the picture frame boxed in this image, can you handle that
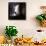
[8,2,26,20]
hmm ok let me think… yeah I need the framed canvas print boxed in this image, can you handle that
[8,2,26,20]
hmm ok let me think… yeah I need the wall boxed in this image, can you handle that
[0,0,46,38]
